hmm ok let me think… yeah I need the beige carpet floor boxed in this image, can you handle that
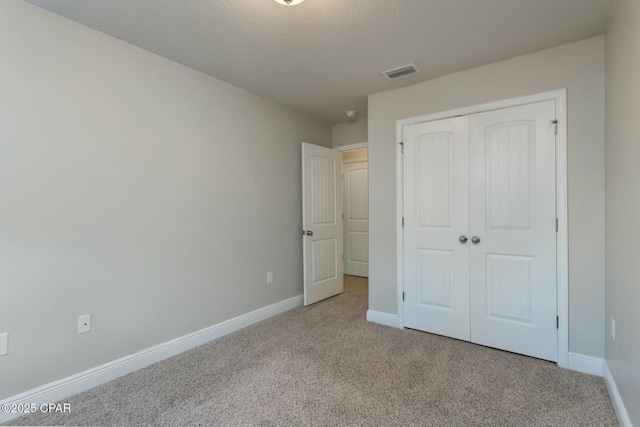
[9,275,617,426]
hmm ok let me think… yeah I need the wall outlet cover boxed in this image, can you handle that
[611,317,616,341]
[0,332,8,356]
[78,314,92,334]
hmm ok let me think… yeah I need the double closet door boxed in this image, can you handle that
[403,101,558,362]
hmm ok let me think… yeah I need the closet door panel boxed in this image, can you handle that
[403,117,470,341]
[469,100,558,362]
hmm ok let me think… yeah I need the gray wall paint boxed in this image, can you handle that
[332,119,368,147]
[605,0,640,423]
[0,0,331,398]
[368,37,605,358]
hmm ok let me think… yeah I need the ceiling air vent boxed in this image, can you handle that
[382,63,420,80]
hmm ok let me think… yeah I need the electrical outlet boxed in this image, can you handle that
[0,332,8,356]
[611,317,616,341]
[77,314,92,334]
[267,271,273,284]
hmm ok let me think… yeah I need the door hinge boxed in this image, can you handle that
[341,172,344,179]
[556,218,559,232]
[342,213,344,220]
[556,316,559,329]
[399,142,404,154]
[551,119,558,135]
[402,291,405,302]
[402,217,405,228]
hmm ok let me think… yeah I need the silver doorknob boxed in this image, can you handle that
[306,230,313,236]
[459,235,468,244]
[471,236,481,244]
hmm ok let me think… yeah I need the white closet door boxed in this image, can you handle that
[403,116,470,341]
[469,101,557,361]
[343,161,369,277]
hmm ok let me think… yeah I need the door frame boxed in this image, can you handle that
[395,89,568,368]
[335,142,368,152]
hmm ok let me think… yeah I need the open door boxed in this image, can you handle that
[302,142,343,306]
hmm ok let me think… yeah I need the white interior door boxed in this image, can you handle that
[402,100,558,361]
[403,117,470,341]
[302,142,343,306]
[469,101,557,361]
[343,161,369,277]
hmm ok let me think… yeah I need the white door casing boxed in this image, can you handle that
[469,101,557,361]
[343,161,369,277]
[302,142,343,306]
[401,99,558,362]
[403,116,471,340]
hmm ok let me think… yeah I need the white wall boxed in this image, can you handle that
[368,37,605,358]
[605,0,640,424]
[333,118,368,147]
[0,0,331,399]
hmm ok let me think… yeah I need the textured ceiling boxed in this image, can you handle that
[25,0,613,124]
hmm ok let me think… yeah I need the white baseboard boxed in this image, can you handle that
[567,352,603,376]
[0,294,303,424]
[366,310,400,328]
[603,360,633,427]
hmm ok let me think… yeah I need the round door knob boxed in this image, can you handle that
[459,235,468,244]
[471,236,481,244]
[306,230,314,236]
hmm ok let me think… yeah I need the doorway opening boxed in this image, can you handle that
[301,141,368,306]
[340,147,369,279]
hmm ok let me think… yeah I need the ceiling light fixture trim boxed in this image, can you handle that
[275,0,305,6]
